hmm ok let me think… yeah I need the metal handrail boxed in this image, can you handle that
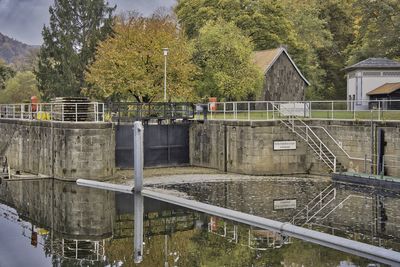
[291,118,337,168]
[272,103,337,172]
[0,102,105,122]
[108,102,195,122]
[207,99,400,122]
[308,126,372,162]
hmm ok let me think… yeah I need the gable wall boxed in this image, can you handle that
[262,53,307,101]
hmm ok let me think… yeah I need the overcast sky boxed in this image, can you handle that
[0,0,176,45]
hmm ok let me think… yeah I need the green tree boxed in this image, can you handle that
[175,0,297,50]
[347,0,400,64]
[281,0,333,99]
[316,0,356,99]
[193,19,263,101]
[85,13,196,102]
[0,59,15,90]
[36,0,115,99]
[175,0,321,100]
[0,71,39,104]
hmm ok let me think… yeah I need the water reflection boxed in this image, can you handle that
[0,178,392,266]
[164,179,400,252]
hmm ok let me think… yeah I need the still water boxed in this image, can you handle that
[0,177,398,266]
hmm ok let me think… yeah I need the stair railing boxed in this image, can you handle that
[272,104,337,172]
[292,184,337,225]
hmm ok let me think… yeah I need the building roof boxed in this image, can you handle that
[367,82,400,96]
[253,48,310,85]
[345,58,400,72]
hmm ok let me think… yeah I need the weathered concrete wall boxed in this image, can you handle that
[309,120,400,177]
[0,119,115,180]
[190,120,328,176]
[190,120,400,177]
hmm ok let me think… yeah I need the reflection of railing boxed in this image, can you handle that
[208,217,291,250]
[207,100,400,121]
[107,102,194,122]
[292,184,337,225]
[57,239,106,261]
[0,102,105,122]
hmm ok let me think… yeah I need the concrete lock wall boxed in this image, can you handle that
[0,119,115,180]
[0,179,115,239]
[189,120,400,176]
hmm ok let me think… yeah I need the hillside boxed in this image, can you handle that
[0,32,38,64]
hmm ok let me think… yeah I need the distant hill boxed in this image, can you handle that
[0,32,38,64]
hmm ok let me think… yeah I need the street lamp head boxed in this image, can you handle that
[162,48,169,56]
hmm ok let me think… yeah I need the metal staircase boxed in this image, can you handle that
[272,104,341,172]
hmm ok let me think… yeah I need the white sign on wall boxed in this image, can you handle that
[273,141,297,150]
[273,199,297,210]
[279,102,310,117]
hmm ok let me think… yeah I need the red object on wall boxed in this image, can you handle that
[209,97,217,111]
[31,96,38,112]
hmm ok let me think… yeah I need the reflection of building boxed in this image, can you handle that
[345,58,400,110]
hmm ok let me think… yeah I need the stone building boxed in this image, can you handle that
[253,47,309,101]
[344,58,400,110]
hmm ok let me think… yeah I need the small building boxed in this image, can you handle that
[344,58,400,110]
[367,82,400,110]
[253,47,310,102]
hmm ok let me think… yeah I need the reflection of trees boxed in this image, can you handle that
[281,239,375,267]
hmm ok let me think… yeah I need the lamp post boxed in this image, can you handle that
[162,48,169,102]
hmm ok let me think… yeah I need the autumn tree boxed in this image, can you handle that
[36,0,115,99]
[85,13,196,102]
[193,19,263,101]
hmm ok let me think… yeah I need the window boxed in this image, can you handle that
[363,71,381,77]
[382,71,400,77]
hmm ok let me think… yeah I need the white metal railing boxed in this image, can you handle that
[271,103,338,172]
[208,100,400,121]
[292,184,337,225]
[0,102,105,122]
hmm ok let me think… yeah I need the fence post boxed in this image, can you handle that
[102,103,105,122]
[331,101,334,120]
[223,102,226,120]
[248,102,250,121]
[133,121,144,192]
[273,103,275,120]
[378,101,381,121]
[75,103,78,122]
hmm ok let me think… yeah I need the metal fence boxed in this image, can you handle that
[207,100,400,121]
[107,102,194,123]
[0,102,105,122]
